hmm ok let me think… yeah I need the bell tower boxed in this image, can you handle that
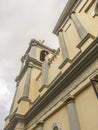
[4,39,55,129]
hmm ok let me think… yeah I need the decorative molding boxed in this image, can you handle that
[78,0,88,13]
[64,23,71,32]
[76,33,95,48]
[4,114,24,130]
[15,56,42,82]
[17,96,31,104]
[53,0,82,35]
[36,120,44,126]
[62,95,75,104]
[59,58,71,69]
[5,115,11,121]
[39,84,48,92]
[21,39,56,62]
[84,0,96,13]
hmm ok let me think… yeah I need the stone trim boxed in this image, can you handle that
[36,120,44,126]
[59,58,71,69]
[62,95,75,105]
[21,39,55,62]
[39,84,48,92]
[4,114,24,130]
[76,33,95,48]
[15,56,42,82]
[18,96,31,104]
[53,0,82,35]
[5,115,11,121]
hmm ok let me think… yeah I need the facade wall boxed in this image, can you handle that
[11,72,27,114]
[43,106,70,130]
[4,0,98,130]
[48,54,62,84]
[75,85,98,130]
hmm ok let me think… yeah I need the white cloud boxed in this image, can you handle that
[0,78,12,129]
[0,0,68,129]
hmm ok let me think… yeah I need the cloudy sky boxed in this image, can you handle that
[0,0,68,129]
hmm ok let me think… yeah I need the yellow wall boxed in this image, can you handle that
[11,72,27,114]
[48,54,62,84]
[75,85,98,130]
[43,106,70,130]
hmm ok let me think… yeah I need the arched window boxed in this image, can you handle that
[51,123,62,130]
[40,50,49,62]
[53,126,59,130]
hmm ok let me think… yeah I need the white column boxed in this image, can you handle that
[22,67,32,97]
[30,45,36,58]
[59,31,69,60]
[71,13,87,40]
[41,60,49,87]
[66,96,81,130]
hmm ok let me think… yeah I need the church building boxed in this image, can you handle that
[4,0,98,130]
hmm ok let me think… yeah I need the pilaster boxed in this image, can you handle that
[63,95,81,130]
[22,63,33,97]
[70,12,87,40]
[58,30,69,60]
[40,60,49,92]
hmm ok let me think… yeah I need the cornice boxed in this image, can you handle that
[29,39,56,53]
[21,39,55,62]
[4,114,24,130]
[4,37,98,130]
[62,95,75,104]
[15,56,42,82]
[53,0,82,35]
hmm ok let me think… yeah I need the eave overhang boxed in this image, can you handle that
[53,0,81,35]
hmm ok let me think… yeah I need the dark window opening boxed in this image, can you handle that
[40,50,49,61]
[53,126,59,130]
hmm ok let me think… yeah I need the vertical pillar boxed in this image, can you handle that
[58,30,69,60]
[41,60,49,87]
[22,66,32,97]
[30,45,36,58]
[66,96,81,130]
[71,13,87,40]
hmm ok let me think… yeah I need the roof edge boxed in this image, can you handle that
[53,0,81,35]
